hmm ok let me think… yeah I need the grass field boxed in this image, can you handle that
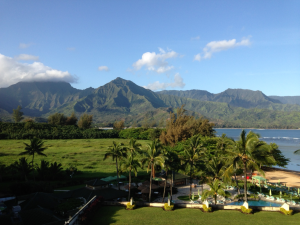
[90,206,300,225]
[0,138,151,178]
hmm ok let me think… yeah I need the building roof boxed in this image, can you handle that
[58,187,127,201]
[20,192,62,211]
[86,178,108,186]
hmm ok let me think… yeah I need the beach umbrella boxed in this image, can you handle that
[192,192,194,200]
[141,187,152,194]
[298,188,299,195]
[124,184,135,190]
[138,185,146,190]
[198,189,200,197]
[288,186,290,191]
[280,191,282,199]
[269,189,272,196]
[151,184,160,190]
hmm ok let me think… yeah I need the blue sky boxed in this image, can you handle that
[0,1,299,96]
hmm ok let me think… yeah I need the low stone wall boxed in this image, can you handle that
[102,201,300,212]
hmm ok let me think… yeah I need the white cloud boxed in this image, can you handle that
[98,66,109,71]
[191,36,200,40]
[143,73,185,91]
[14,54,39,61]
[19,43,33,49]
[132,48,178,73]
[0,53,77,88]
[194,37,251,61]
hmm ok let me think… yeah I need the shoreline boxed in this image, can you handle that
[215,128,300,130]
[259,167,300,188]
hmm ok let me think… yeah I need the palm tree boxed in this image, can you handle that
[36,160,50,180]
[202,179,227,205]
[0,163,6,182]
[11,157,33,182]
[180,135,204,198]
[225,130,272,202]
[120,155,140,201]
[103,141,127,190]
[19,138,47,166]
[141,139,165,202]
[49,162,64,180]
[161,147,180,202]
[127,138,142,156]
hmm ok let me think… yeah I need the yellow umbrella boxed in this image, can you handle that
[269,189,272,196]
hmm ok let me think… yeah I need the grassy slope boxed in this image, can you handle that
[0,139,151,178]
[90,206,300,225]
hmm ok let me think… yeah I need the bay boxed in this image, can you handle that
[215,128,300,171]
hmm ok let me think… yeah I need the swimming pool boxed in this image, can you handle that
[227,200,282,207]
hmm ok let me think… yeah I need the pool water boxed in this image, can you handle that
[228,200,282,207]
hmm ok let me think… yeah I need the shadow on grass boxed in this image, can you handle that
[90,206,125,225]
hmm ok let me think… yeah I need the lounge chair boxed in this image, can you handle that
[265,195,270,199]
[269,196,275,200]
[189,199,198,204]
[225,198,232,202]
[290,200,296,205]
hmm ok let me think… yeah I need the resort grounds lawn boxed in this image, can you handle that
[0,138,151,178]
[90,206,300,225]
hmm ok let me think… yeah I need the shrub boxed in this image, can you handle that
[163,203,174,211]
[241,206,253,214]
[202,204,212,212]
[280,207,293,215]
[126,202,135,210]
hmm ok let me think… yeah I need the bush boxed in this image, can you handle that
[202,204,212,212]
[280,207,293,215]
[163,203,174,211]
[241,206,253,214]
[126,202,136,210]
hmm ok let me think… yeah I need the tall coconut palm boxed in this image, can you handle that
[224,130,271,202]
[36,160,50,180]
[49,162,64,180]
[127,138,142,157]
[103,141,127,190]
[120,155,140,201]
[19,138,47,166]
[141,139,165,202]
[12,157,33,182]
[180,135,205,198]
[202,179,228,205]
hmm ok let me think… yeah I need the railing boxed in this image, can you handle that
[64,195,97,225]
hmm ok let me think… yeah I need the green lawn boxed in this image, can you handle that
[0,138,151,178]
[90,206,300,225]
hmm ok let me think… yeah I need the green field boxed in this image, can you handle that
[0,138,151,178]
[90,206,300,225]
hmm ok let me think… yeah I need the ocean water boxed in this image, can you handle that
[215,129,300,171]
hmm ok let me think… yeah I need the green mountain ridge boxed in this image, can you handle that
[1,78,300,128]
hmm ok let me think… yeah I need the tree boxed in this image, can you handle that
[48,113,67,125]
[113,120,125,131]
[20,138,47,166]
[202,179,228,205]
[36,160,50,180]
[225,130,273,202]
[103,141,127,190]
[65,112,78,125]
[127,138,142,156]
[120,155,140,201]
[0,163,6,182]
[78,113,93,129]
[11,157,33,182]
[180,135,205,198]
[12,105,24,123]
[49,162,64,180]
[141,139,165,202]
[160,105,215,146]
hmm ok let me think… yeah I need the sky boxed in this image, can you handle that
[0,1,299,96]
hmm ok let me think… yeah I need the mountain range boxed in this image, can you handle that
[1,77,300,128]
